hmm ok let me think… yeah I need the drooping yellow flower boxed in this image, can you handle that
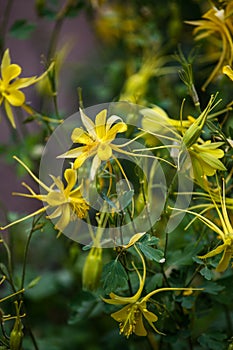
[58,108,127,179]
[103,243,201,337]
[186,2,233,90]
[0,49,53,128]
[0,156,89,233]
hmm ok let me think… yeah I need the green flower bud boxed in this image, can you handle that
[82,247,103,291]
[9,302,24,350]
[182,94,217,149]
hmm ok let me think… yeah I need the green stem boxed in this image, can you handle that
[2,238,16,292]
[21,214,43,289]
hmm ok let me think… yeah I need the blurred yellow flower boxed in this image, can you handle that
[0,49,52,128]
[223,64,233,80]
[120,56,167,104]
[58,108,127,179]
[187,2,233,90]
[0,157,89,233]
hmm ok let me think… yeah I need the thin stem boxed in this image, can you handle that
[2,238,16,292]
[21,215,43,289]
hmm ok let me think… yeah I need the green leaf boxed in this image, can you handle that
[102,260,128,294]
[139,233,160,246]
[10,20,36,40]
[201,281,225,295]
[118,190,134,209]
[69,292,101,325]
[137,242,164,262]
[198,332,227,350]
[145,273,163,293]
[0,263,8,277]
[26,276,41,289]
[200,266,214,280]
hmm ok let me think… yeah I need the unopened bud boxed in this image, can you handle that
[182,94,217,149]
[82,247,103,291]
[9,302,24,350]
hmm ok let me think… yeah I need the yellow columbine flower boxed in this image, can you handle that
[186,3,233,90]
[171,181,233,272]
[103,243,200,337]
[0,156,89,233]
[58,108,127,179]
[0,49,53,128]
[188,140,226,181]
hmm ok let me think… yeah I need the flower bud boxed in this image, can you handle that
[182,94,217,149]
[82,247,103,291]
[9,302,24,350]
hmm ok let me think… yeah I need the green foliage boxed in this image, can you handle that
[102,260,128,294]
[9,20,36,40]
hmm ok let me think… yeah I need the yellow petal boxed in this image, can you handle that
[47,206,62,219]
[95,109,107,139]
[64,168,77,194]
[106,122,127,141]
[223,65,233,81]
[90,154,101,180]
[110,304,130,321]
[4,100,16,128]
[1,49,11,73]
[54,204,71,231]
[134,312,147,336]
[5,89,25,106]
[10,77,37,89]
[198,243,226,259]
[2,64,21,83]
[74,152,89,169]
[49,175,64,192]
[71,128,93,144]
[80,108,96,138]
[46,191,66,206]
[105,115,124,132]
[216,248,232,272]
[97,143,112,160]
[57,146,88,159]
